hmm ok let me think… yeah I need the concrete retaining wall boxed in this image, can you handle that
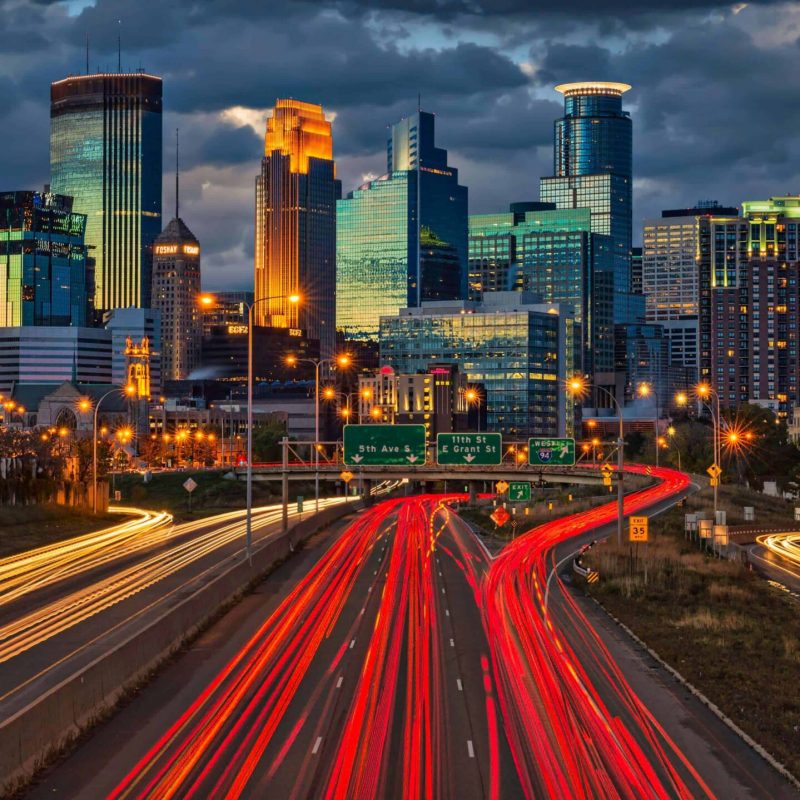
[0,502,355,791]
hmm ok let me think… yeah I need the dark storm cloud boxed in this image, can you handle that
[1,0,799,286]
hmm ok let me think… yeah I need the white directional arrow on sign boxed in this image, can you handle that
[407,455,419,463]
[464,454,475,463]
[351,454,363,463]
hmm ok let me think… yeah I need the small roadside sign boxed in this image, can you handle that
[183,477,197,493]
[629,515,649,542]
[495,480,509,494]
[707,463,722,479]
[297,496,304,514]
[340,470,354,483]
[508,481,532,502]
[490,507,510,527]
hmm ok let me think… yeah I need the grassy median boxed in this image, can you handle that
[582,484,800,780]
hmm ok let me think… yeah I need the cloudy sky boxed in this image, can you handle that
[2,0,799,289]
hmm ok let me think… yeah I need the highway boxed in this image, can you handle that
[749,531,800,594]
[0,498,345,722]
[25,465,797,799]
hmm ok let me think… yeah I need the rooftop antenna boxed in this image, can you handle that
[175,128,180,220]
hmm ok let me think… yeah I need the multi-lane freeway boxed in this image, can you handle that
[24,466,798,799]
[750,531,800,593]
[0,498,345,725]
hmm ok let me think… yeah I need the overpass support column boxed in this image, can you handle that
[363,479,373,507]
[468,481,478,505]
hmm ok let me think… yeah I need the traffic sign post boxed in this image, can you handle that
[343,424,426,466]
[508,481,532,502]
[183,477,197,512]
[528,438,575,466]
[629,516,649,542]
[436,432,502,465]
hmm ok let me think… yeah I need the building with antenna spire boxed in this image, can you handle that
[151,131,202,381]
[50,71,163,313]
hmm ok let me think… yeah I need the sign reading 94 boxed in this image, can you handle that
[528,437,576,466]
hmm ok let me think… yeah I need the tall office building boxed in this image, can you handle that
[0,189,91,327]
[151,217,201,381]
[643,202,738,381]
[50,72,163,312]
[540,82,634,322]
[337,110,468,341]
[379,292,579,437]
[255,99,339,357]
[468,204,615,379]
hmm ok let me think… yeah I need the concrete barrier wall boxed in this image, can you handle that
[0,502,355,789]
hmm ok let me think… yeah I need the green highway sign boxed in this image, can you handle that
[436,432,502,465]
[528,437,576,466]
[344,424,427,466]
[508,481,531,502]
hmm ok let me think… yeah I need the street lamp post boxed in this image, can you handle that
[200,291,300,563]
[92,385,136,513]
[286,352,352,514]
[637,381,660,467]
[676,384,721,515]
[568,377,625,546]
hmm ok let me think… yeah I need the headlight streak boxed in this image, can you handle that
[757,531,800,575]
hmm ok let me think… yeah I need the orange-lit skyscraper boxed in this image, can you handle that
[255,99,340,357]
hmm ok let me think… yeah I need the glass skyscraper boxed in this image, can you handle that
[255,99,339,358]
[540,82,633,322]
[337,111,468,341]
[468,204,615,377]
[379,292,578,437]
[0,190,91,327]
[50,72,163,312]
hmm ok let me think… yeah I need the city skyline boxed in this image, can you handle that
[1,0,798,289]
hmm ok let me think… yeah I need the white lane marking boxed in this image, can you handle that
[360,607,365,615]
[457,679,463,692]
[450,638,455,648]
[336,676,343,689]
[313,737,323,754]
[445,609,450,617]
[349,639,356,649]
[467,740,475,758]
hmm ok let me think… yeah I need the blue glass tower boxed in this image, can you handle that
[540,82,633,322]
[337,111,468,341]
[50,73,163,313]
[0,190,90,327]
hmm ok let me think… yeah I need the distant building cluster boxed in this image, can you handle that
[3,66,798,442]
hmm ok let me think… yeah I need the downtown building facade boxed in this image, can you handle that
[378,292,579,438]
[643,202,738,383]
[0,190,91,327]
[50,72,163,312]
[255,99,339,357]
[539,82,641,324]
[337,111,468,341]
[468,204,614,382]
[151,217,202,381]
[700,197,800,416]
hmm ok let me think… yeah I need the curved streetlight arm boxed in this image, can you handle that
[93,387,127,513]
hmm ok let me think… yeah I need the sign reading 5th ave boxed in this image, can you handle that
[344,424,427,466]
[528,437,576,466]
[436,433,502,465]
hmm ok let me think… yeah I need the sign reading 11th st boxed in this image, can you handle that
[344,424,427,466]
[437,433,502,465]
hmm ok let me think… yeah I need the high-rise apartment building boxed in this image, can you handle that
[151,217,201,381]
[0,189,91,327]
[50,73,163,312]
[337,111,468,341]
[643,203,739,381]
[255,99,339,357]
[699,197,800,416]
[540,82,634,322]
[379,292,579,437]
